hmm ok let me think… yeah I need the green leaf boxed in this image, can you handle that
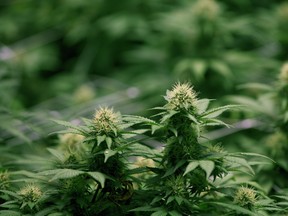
[174,196,184,205]
[130,129,150,134]
[166,196,174,204]
[163,160,185,178]
[47,213,65,216]
[161,110,179,123]
[0,210,21,216]
[47,148,65,162]
[199,160,215,178]
[204,118,229,127]
[0,121,31,144]
[196,99,210,114]
[238,152,275,163]
[169,210,182,216]
[210,60,232,77]
[226,156,255,175]
[238,83,272,91]
[151,209,168,216]
[87,172,106,188]
[81,117,93,126]
[0,190,21,199]
[48,169,84,181]
[105,136,112,149]
[169,127,178,137]
[201,105,241,118]
[123,129,150,138]
[227,96,264,114]
[35,206,59,216]
[28,201,35,209]
[52,119,87,135]
[151,196,162,205]
[104,149,117,163]
[209,202,258,216]
[97,135,106,146]
[151,124,162,134]
[191,59,207,81]
[186,114,199,124]
[0,200,18,209]
[123,115,158,125]
[273,195,288,201]
[50,129,83,136]
[129,206,158,212]
[183,161,199,176]
[126,143,158,158]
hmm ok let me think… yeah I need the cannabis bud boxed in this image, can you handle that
[19,184,42,203]
[73,85,95,103]
[234,186,257,210]
[193,0,220,21]
[0,171,9,190]
[165,83,198,111]
[59,133,84,152]
[134,157,155,168]
[93,107,120,134]
[279,63,288,83]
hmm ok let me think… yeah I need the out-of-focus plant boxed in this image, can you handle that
[0,0,286,108]
[227,63,288,194]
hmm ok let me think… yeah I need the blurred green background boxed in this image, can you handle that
[1,0,287,109]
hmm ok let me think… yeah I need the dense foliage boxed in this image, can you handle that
[1,0,288,215]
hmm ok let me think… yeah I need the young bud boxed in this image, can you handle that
[19,184,42,203]
[193,0,220,21]
[73,85,95,103]
[59,133,84,152]
[234,186,257,209]
[93,107,120,134]
[0,171,9,190]
[165,83,198,111]
[279,63,288,82]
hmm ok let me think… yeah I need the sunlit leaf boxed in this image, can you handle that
[104,149,117,163]
[87,172,106,188]
[183,161,199,176]
[199,160,215,178]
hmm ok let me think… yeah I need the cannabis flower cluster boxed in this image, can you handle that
[165,83,198,111]
[93,107,120,135]
[19,184,42,203]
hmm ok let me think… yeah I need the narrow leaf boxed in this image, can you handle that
[47,148,65,162]
[169,210,182,216]
[97,135,106,146]
[151,210,168,216]
[209,202,258,216]
[196,99,210,114]
[105,136,112,149]
[87,172,106,188]
[238,152,275,163]
[166,196,174,204]
[151,124,162,134]
[129,206,158,212]
[104,149,117,163]
[184,161,199,176]
[49,169,84,182]
[226,156,255,175]
[186,114,199,124]
[201,105,241,118]
[0,210,21,216]
[199,160,215,178]
[52,119,87,134]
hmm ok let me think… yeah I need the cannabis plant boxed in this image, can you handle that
[228,63,288,194]
[129,83,279,216]
[0,83,284,215]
